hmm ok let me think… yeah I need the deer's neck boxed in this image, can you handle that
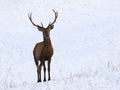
[43,37,52,47]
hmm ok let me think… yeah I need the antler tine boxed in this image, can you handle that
[28,12,39,27]
[50,9,58,25]
[41,22,44,27]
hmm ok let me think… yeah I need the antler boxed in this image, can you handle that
[28,12,43,28]
[28,10,58,29]
[48,9,58,26]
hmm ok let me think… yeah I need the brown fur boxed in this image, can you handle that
[28,10,58,82]
[33,37,53,82]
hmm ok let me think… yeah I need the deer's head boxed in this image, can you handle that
[28,9,58,38]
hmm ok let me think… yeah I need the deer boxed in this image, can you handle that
[28,9,58,82]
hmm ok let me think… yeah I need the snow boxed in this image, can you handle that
[0,0,120,90]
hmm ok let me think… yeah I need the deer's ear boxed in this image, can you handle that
[50,25,54,30]
[37,27,46,31]
[37,27,43,31]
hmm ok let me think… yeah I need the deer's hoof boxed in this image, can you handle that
[43,79,46,82]
[37,80,41,83]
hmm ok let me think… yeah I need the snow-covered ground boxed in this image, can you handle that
[0,0,120,90]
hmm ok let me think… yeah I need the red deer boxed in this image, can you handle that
[28,10,58,82]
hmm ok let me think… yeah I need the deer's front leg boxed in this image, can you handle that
[43,62,46,82]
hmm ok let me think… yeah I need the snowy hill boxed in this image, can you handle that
[0,0,120,90]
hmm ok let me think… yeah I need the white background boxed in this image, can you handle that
[0,0,120,90]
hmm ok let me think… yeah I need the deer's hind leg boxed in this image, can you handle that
[33,52,39,67]
[37,61,43,82]
[33,56,40,82]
